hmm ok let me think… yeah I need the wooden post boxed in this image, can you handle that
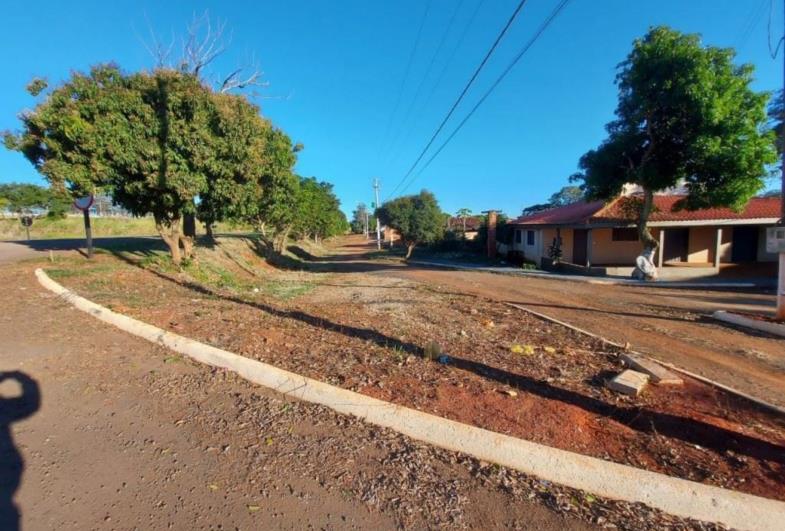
[83,208,93,259]
[657,229,665,268]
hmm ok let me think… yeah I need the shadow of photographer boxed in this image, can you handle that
[1,371,40,531]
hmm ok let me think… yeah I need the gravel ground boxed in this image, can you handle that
[0,257,729,529]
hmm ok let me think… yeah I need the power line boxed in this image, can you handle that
[386,0,530,200]
[375,0,432,163]
[384,0,466,166]
[398,0,572,195]
[735,0,767,52]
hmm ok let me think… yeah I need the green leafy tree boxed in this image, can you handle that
[293,177,347,245]
[574,26,776,256]
[5,65,218,264]
[377,190,444,259]
[350,203,369,234]
[548,186,583,207]
[455,207,472,234]
[0,183,52,212]
[254,128,299,248]
[196,92,272,239]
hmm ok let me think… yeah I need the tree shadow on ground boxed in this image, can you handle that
[107,249,785,474]
[0,371,40,531]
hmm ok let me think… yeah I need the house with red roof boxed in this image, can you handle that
[508,194,781,278]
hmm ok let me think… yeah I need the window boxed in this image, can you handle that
[612,228,638,242]
[515,230,522,244]
[526,230,535,245]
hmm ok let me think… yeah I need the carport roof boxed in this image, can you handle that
[511,195,781,227]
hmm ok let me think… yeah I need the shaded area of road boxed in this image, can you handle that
[0,237,163,264]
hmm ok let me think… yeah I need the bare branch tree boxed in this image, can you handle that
[181,12,229,76]
[134,12,175,68]
[138,10,266,94]
[219,53,268,93]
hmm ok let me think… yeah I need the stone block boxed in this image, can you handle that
[607,369,649,396]
[621,353,683,385]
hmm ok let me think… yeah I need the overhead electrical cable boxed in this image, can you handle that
[386,0,529,199]
[375,0,432,163]
[398,0,572,194]
[385,0,466,165]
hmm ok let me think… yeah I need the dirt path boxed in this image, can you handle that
[322,236,785,408]
[0,260,599,530]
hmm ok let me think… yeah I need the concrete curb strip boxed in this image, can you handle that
[35,268,785,531]
[712,310,785,339]
[504,302,785,416]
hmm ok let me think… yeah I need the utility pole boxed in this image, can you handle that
[373,178,381,250]
[778,0,785,320]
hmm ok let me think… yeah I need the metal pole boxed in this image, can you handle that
[83,208,94,259]
[778,0,785,320]
[374,178,381,251]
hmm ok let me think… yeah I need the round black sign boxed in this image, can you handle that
[20,216,33,227]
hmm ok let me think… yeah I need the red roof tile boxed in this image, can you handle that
[511,200,606,225]
[512,195,781,226]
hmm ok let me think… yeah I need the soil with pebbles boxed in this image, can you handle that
[51,247,785,504]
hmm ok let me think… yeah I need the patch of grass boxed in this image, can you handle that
[0,216,254,241]
[262,279,315,300]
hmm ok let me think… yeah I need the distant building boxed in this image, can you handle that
[447,216,482,240]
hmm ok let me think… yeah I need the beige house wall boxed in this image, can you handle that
[590,228,643,265]
[686,226,715,264]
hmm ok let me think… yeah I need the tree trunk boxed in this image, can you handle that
[155,216,183,265]
[275,226,292,254]
[405,242,416,260]
[179,233,195,261]
[637,188,659,252]
[205,223,214,241]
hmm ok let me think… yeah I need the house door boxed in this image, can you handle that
[573,229,588,266]
[731,226,758,262]
[663,228,689,263]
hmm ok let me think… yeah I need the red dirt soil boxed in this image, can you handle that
[50,243,785,503]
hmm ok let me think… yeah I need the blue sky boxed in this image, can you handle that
[0,0,781,218]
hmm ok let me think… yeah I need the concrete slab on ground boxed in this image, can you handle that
[607,370,649,396]
[621,353,684,385]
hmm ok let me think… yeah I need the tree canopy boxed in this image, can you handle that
[4,64,333,263]
[573,26,776,253]
[377,190,444,259]
[548,186,583,207]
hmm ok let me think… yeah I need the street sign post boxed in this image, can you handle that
[73,195,95,259]
[20,214,33,241]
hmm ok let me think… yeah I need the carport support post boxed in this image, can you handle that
[713,227,722,269]
[657,229,664,268]
[83,208,93,259]
[585,229,592,268]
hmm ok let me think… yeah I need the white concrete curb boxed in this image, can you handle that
[36,268,785,531]
[712,310,785,339]
[505,302,785,416]
[408,259,758,289]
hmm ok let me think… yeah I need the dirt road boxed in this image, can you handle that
[385,259,785,408]
[0,259,598,529]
